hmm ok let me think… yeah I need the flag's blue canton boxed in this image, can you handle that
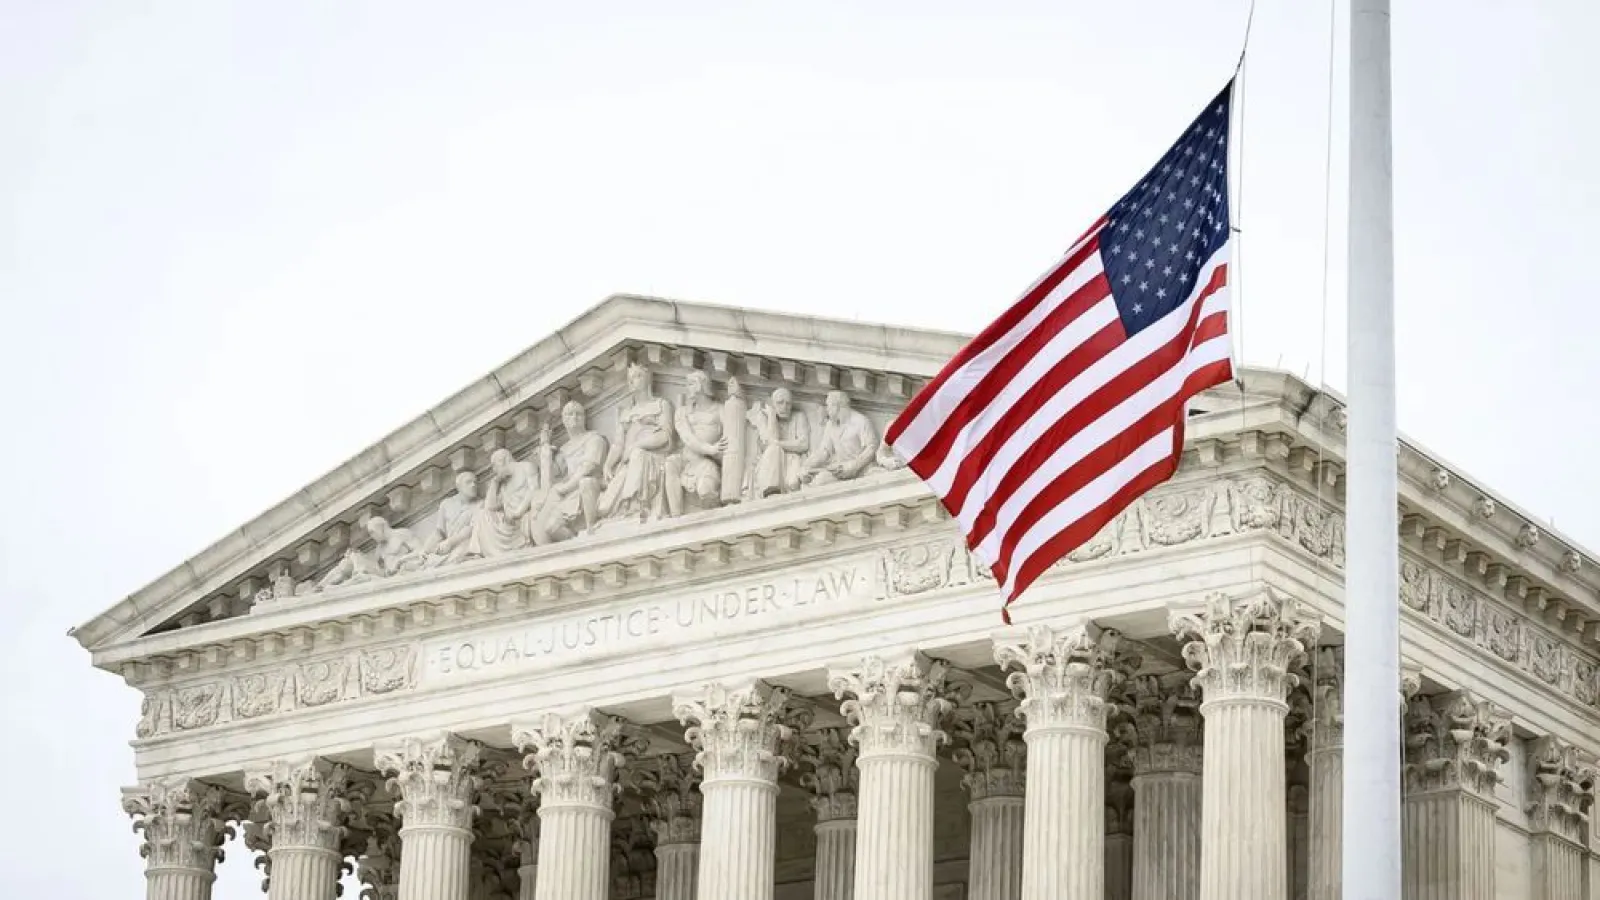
[1100,82,1233,338]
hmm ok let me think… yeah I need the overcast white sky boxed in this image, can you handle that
[3,1,1597,895]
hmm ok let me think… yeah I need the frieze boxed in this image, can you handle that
[129,472,1600,739]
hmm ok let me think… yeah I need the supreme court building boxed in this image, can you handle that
[74,295,1600,900]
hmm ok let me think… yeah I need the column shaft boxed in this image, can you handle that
[1400,792,1496,900]
[143,870,214,900]
[968,796,1024,900]
[1131,772,1202,900]
[1306,747,1342,900]
[655,843,699,900]
[1529,834,1586,900]
[398,826,473,900]
[267,847,343,900]
[1022,724,1104,898]
[697,780,778,899]
[533,807,610,900]
[812,820,857,900]
[1105,835,1133,900]
[518,865,536,900]
[856,755,937,899]
[1199,702,1287,900]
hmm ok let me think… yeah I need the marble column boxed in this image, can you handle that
[123,778,231,900]
[1525,736,1592,900]
[674,679,799,900]
[996,620,1138,900]
[510,797,539,900]
[829,649,963,900]
[244,758,356,900]
[1123,671,1203,900]
[1303,647,1343,900]
[1170,588,1321,900]
[950,700,1026,900]
[798,727,860,900]
[1399,690,1510,900]
[636,753,703,900]
[355,813,402,900]
[512,710,645,900]
[1104,753,1135,900]
[375,734,485,900]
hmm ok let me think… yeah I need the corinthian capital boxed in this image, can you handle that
[1525,735,1596,842]
[828,650,966,759]
[797,727,860,822]
[1302,646,1345,751]
[1402,690,1511,798]
[512,710,645,811]
[949,700,1027,799]
[243,758,356,851]
[1122,671,1202,775]
[673,680,799,783]
[373,733,484,830]
[1169,588,1321,707]
[994,619,1140,732]
[632,752,703,845]
[122,777,233,873]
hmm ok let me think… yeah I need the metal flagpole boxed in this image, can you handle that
[1343,0,1402,898]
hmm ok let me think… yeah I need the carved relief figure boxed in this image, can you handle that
[530,402,607,545]
[597,362,674,523]
[801,390,880,486]
[463,448,545,559]
[318,517,425,590]
[746,387,811,497]
[424,471,483,565]
[666,369,728,515]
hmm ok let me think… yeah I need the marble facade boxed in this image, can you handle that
[79,295,1600,899]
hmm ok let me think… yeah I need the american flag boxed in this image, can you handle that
[886,81,1236,621]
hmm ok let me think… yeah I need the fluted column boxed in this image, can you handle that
[995,620,1138,900]
[950,701,1026,900]
[1171,588,1321,900]
[1526,736,1593,900]
[375,734,485,900]
[1303,647,1343,900]
[509,797,539,900]
[244,758,356,900]
[829,650,963,900]
[1104,745,1135,900]
[123,778,231,900]
[798,727,860,900]
[1400,690,1510,900]
[1123,671,1203,900]
[674,679,800,900]
[636,753,702,900]
[513,710,644,900]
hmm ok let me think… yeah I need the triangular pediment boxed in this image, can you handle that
[71,294,974,654]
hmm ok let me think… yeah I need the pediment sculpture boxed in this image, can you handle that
[255,361,908,606]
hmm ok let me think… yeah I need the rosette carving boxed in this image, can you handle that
[243,758,355,851]
[122,777,232,873]
[632,752,703,845]
[1402,690,1511,798]
[673,680,797,783]
[828,650,966,758]
[949,700,1027,799]
[373,733,484,830]
[512,710,644,810]
[1170,588,1321,706]
[1525,735,1596,842]
[797,727,860,822]
[994,621,1140,731]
